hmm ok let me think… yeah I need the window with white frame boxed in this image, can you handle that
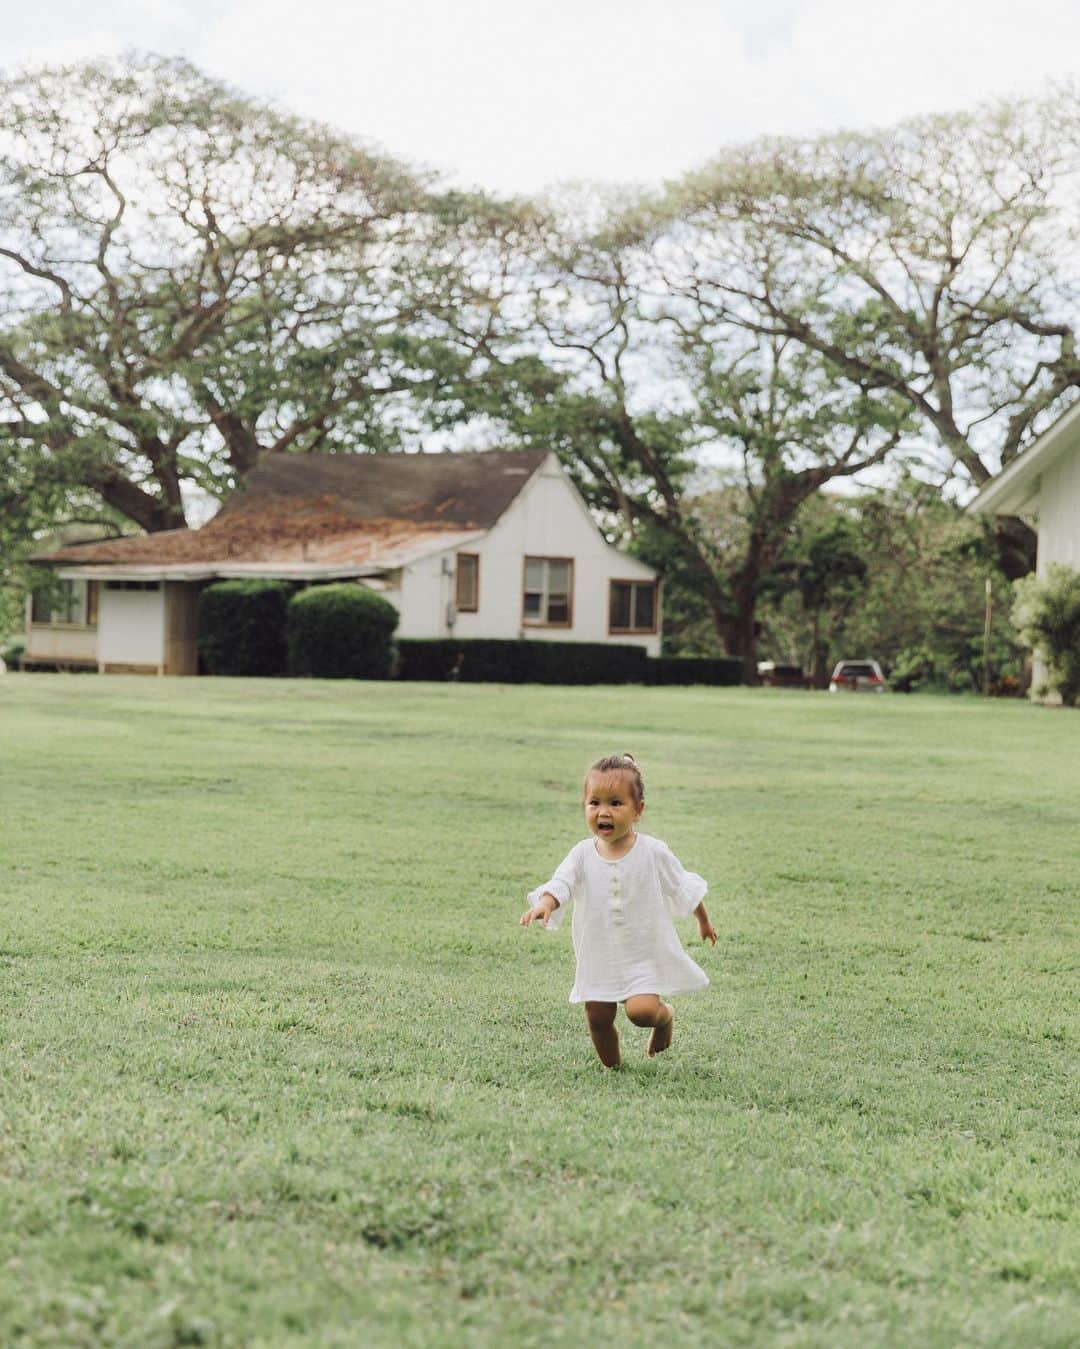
[455,553,479,612]
[30,578,98,627]
[609,579,657,634]
[522,557,573,627]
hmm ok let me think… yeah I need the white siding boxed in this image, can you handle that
[1035,450,1080,574]
[397,556,455,639]
[97,585,166,668]
[398,456,661,654]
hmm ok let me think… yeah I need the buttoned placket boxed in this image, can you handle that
[608,859,625,926]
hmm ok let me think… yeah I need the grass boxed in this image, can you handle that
[1,674,1078,1347]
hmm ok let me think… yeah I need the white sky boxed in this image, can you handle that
[3,0,1079,196]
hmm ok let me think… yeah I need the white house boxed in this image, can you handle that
[25,449,662,674]
[969,400,1080,695]
[968,400,1080,571]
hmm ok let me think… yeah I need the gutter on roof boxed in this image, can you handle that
[55,562,389,582]
[968,396,1080,516]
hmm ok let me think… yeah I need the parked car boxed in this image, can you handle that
[757,661,806,688]
[828,659,886,693]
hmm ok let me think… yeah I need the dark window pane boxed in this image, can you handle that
[633,584,655,630]
[547,597,569,623]
[523,592,541,618]
[610,583,631,630]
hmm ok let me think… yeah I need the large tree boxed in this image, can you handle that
[665,93,1080,577]
[0,55,478,536]
[464,198,910,676]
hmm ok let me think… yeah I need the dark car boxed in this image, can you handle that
[757,661,806,688]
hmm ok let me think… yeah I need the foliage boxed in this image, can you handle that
[888,645,936,694]
[765,507,870,685]
[667,93,1080,577]
[1012,563,1080,704]
[1,677,1078,1344]
[196,579,292,676]
[0,55,482,535]
[467,194,912,677]
[395,637,650,684]
[1,635,24,669]
[753,483,1025,693]
[287,583,399,678]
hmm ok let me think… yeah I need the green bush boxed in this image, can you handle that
[197,580,292,676]
[1012,564,1080,705]
[2,636,25,670]
[288,584,399,679]
[888,645,934,693]
[649,656,743,686]
[395,638,649,684]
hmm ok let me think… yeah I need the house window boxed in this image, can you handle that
[30,578,97,627]
[523,557,573,627]
[105,580,160,591]
[609,579,658,634]
[455,553,479,612]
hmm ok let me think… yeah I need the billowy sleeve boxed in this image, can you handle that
[525,843,582,932]
[655,840,708,919]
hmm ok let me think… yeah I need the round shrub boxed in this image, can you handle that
[197,579,292,676]
[1013,563,1080,704]
[287,583,399,679]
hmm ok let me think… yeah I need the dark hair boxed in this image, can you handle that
[584,752,644,805]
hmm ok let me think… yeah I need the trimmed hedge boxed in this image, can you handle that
[197,580,292,676]
[396,638,650,685]
[287,583,399,679]
[650,656,743,686]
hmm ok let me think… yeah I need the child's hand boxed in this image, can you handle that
[519,904,550,928]
[697,915,718,946]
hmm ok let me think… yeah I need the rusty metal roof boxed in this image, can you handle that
[36,449,548,568]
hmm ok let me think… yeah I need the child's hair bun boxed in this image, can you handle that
[622,752,637,765]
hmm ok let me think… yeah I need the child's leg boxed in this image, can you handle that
[584,1001,621,1068]
[624,994,674,1057]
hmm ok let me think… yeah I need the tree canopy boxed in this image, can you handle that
[0,55,480,535]
[7,58,1079,678]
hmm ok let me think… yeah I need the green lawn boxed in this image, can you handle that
[1,676,1077,1347]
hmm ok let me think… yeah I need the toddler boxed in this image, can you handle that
[520,753,717,1068]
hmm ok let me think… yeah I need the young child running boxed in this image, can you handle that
[520,753,717,1068]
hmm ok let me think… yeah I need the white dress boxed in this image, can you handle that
[527,832,710,1004]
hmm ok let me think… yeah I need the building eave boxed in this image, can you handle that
[55,562,389,582]
[968,397,1080,517]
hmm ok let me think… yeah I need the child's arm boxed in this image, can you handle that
[693,900,718,946]
[520,891,560,927]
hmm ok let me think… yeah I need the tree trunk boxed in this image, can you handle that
[810,610,828,688]
[718,588,760,684]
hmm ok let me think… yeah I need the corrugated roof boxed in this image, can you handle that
[36,449,548,568]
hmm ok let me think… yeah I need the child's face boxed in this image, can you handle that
[584,770,644,848]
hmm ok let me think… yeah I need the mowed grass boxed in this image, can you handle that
[1,676,1078,1348]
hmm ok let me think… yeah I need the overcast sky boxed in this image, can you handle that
[3,0,1079,196]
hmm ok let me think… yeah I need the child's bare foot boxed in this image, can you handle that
[647,1004,674,1057]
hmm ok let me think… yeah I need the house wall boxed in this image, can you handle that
[97,585,166,673]
[1035,451,1080,574]
[24,615,99,666]
[396,457,661,654]
[1028,451,1080,701]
